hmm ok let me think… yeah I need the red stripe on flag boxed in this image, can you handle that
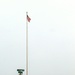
[27,15,31,22]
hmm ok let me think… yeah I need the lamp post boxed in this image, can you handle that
[17,69,24,75]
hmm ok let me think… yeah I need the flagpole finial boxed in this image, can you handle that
[26,12,28,14]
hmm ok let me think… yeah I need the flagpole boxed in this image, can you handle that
[26,12,28,75]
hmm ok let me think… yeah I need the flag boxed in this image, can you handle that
[27,15,31,22]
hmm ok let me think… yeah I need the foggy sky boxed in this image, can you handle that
[0,0,75,75]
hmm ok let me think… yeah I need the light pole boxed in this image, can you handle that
[17,69,24,75]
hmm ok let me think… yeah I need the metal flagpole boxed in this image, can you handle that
[26,12,28,75]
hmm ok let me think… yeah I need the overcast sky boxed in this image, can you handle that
[0,0,75,75]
